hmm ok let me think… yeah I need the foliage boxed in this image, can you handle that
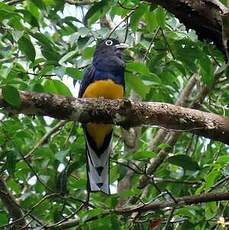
[0,0,228,229]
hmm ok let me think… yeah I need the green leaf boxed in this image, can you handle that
[26,1,41,20]
[18,35,36,62]
[82,47,95,59]
[126,62,150,75]
[167,154,200,171]
[127,151,155,160]
[155,7,166,28]
[65,67,83,80]
[32,32,54,49]
[216,155,229,165]
[0,212,8,225]
[74,178,87,189]
[198,55,214,87]
[6,151,17,176]
[67,160,84,176]
[125,73,150,98]
[205,169,220,188]
[0,2,15,11]
[59,51,78,65]
[84,0,108,25]
[34,147,53,159]
[16,9,39,27]
[145,11,158,32]
[2,85,21,108]
[30,0,46,10]
[43,79,72,96]
[38,65,54,77]
[55,150,69,162]
[130,4,148,31]
[31,32,60,61]
[32,83,44,93]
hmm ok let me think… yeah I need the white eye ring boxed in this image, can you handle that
[105,39,113,46]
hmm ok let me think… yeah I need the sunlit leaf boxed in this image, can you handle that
[43,79,72,96]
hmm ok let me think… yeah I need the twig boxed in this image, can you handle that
[45,203,84,229]
[19,151,54,193]
[108,11,134,38]
[208,175,229,192]
[143,27,160,61]
[111,159,143,175]
[160,27,175,59]
[163,207,175,230]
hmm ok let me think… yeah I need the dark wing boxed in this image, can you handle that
[78,65,95,98]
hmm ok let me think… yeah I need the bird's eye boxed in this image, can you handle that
[105,40,113,46]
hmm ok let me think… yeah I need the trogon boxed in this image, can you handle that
[78,38,127,194]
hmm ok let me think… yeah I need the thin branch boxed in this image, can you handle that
[108,11,134,38]
[65,0,96,5]
[163,207,175,230]
[19,151,54,193]
[208,175,229,192]
[46,191,229,229]
[153,177,201,185]
[115,192,229,214]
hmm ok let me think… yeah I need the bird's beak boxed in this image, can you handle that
[115,43,129,49]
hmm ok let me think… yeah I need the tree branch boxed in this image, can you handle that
[47,191,229,229]
[0,177,26,228]
[0,91,228,145]
[65,0,95,5]
[147,0,229,58]
[115,192,229,214]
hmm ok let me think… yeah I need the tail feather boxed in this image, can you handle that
[86,139,111,194]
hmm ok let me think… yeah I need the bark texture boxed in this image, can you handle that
[0,91,228,145]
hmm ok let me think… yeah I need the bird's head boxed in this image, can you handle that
[93,38,128,72]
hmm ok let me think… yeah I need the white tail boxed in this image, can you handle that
[86,139,111,194]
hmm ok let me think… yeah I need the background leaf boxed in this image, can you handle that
[167,154,200,171]
[2,85,21,108]
[18,35,36,62]
[43,79,72,96]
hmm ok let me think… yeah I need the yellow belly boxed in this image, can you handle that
[82,80,124,99]
[83,80,124,148]
[87,123,112,148]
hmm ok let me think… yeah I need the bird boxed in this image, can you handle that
[78,38,128,194]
